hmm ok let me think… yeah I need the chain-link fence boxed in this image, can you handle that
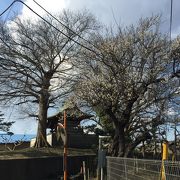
[107,157,180,180]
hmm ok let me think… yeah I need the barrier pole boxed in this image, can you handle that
[162,142,168,161]
[64,110,67,180]
[160,141,168,180]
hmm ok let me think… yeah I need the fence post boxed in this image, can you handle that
[135,158,138,173]
[124,158,128,180]
[106,157,110,180]
[87,168,90,180]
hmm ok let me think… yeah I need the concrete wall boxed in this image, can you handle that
[0,155,96,180]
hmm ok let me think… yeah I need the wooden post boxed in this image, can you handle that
[64,110,67,180]
[97,138,101,180]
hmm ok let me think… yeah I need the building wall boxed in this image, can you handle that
[67,133,98,148]
[30,133,98,148]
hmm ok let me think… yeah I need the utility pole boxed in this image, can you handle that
[98,136,110,180]
[174,119,177,161]
[64,110,67,180]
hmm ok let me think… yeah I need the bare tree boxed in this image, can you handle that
[74,16,179,156]
[0,11,98,147]
[171,37,180,78]
[0,134,25,151]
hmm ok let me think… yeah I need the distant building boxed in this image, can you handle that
[31,106,98,148]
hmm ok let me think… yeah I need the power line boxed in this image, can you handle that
[169,0,173,43]
[0,0,102,57]
[32,0,100,52]
[170,0,175,73]
[0,1,16,17]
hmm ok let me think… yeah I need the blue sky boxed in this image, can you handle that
[0,0,22,11]
[0,0,179,138]
[0,0,23,20]
[1,0,14,10]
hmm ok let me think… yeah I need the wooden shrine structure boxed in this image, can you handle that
[46,106,98,149]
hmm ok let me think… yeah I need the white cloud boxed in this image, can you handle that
[21,0,67,20]
[10,119,38,134]
[19,0,180,35]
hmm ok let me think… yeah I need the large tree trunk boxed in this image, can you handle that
[34,92,50,148]
[124,132,152,157]
[111,124,125,157]
[109,98,138,157]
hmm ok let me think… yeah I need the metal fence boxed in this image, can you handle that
[107,157,180,180]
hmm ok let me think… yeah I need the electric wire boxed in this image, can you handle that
[0,0,102,57]
[0,1,16,17]
[170,0,173,44]
[32,0,100,52]
[18,0,101,57]
[169,0,175,73]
